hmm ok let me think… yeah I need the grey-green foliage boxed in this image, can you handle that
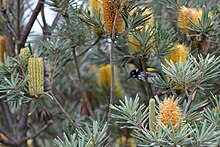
[41,38,72,78]
[111,95,220,146]
[191,119,220,146]
[54,118,108,147]
[0,54,29,106]
[154,54,220,90]
[110,95,148,128]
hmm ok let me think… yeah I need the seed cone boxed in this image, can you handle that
[28,57,44,96]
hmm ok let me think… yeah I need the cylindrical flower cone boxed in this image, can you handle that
[101,0,125,34]
[157,98,184,130]
[178,6,202,35]
[28,57,44,96]
[165,44,189,65]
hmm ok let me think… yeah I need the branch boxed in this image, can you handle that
[73,49,95,117]
[17,102,30,140]
[21,120,53,141]
[141,56,154,105]
[44,92,78,128]
[18,0,45,51]
[0,102,14,131]
[16,0,21,40]
[0,4,17,38]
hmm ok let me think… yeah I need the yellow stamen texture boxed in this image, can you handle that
[20,48,30,58]
[158,98,182,129]
[165,44,188,64]
[28,57,44,96]
[178,6,202,34]
[97,64,124,98]
[101,0,125,34]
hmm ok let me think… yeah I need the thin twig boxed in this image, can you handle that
[44,92,78,128]
[141,56,154,105]
[108,7,119,121]
[21,120,53,141]
[72,49,95,117]
[18,0,45,52]
[16,0,21,41]
[107,6,119,146]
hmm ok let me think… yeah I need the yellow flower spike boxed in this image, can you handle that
[28,57,44,96]
[157,98,183,130]
[0,35,6,63]
[178,6,202,35]
[165,44,189,65]
[97,64,124,98]
[20,47,31,58]
[101,0,125,34]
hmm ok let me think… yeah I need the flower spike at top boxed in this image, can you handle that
[101,0,125,34]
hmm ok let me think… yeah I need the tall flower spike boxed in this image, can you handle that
[165,44,189,64]
[149,98,156,132]
[0,35,6,63]
[178,6,202,35]
[101,0,125,34]
[157,98,183,130]
[28,57,44,96]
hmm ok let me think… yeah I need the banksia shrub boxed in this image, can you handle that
[28,57,44,96]
[178,6,202,35]
[157,98,183,130]
[101,0,125,34]
[165,44,189,64]
[0,35,6,63]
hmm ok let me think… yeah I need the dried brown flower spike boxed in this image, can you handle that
[28,57,44,96]
[0,35,6,63]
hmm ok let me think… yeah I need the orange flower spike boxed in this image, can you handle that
[178,6,202,35]
[158,98,183,129]
[101,0,125,34]
[165,44,189,64]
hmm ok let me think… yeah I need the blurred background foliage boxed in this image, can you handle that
[0,0,219,146]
